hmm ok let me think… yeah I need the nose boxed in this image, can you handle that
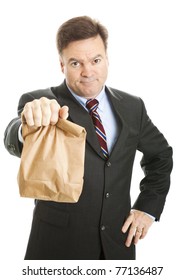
[81,64,93,77]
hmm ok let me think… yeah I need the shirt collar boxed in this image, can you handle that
[67,85,106,112]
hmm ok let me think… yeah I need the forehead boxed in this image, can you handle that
[61,35,106,61]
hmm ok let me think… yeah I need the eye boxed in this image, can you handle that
[70,61,80,68]
[93,58,101,64]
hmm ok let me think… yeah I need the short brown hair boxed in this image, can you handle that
[56,16,108,55]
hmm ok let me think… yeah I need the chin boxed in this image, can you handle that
[82,89,99,98]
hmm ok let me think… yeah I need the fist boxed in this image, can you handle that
[22,97,69,126]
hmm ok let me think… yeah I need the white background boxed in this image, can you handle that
[0,0,184,278]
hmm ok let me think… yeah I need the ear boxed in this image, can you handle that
[59,57,65,73]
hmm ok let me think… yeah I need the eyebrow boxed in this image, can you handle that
[68,54,103,64]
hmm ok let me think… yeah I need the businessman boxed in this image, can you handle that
[4,16,173,260]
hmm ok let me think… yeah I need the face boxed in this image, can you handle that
[60,35,109,99]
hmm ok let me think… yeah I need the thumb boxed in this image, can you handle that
[59,106,69,120]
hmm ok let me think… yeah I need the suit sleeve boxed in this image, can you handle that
[4,117,23,157]
[132,99,173,220]
[4,92,39,157]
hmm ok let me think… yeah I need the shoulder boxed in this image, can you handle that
[107,86,145,110]
[106,86,149,129]
[108,86,140,100]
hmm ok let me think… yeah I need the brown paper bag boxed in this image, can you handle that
[17,118,86,203]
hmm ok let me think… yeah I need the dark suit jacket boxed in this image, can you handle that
[4,81,173,260]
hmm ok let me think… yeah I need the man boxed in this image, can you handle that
[4,16,173,260]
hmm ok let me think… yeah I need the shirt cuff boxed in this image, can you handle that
[131,209,155,221]
[144,212,155,221]
[18,124,23,143]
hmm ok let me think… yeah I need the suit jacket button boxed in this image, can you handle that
[106,161,111,167]
[105,192,110,198]
[101,225,106,231]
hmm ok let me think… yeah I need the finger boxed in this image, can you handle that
[22,102,34,126]
[121,212,134,233]
[134,229,143,244]
[50,100,60,124]
[125,225,136,247]
[140,227,148,239]
[59,106,69,120]
[40,98,51,126]
[32,100,42,126]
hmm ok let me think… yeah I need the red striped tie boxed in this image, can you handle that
[86,99,109,158]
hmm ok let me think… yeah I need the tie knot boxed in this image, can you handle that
[86,99,99,113]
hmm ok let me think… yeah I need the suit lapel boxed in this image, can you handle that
[106,87,130,157]
[52,82,104,159]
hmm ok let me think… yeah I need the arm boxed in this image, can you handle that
[135,99,173,219]
[122,99,173,246]
[4,117,23,157]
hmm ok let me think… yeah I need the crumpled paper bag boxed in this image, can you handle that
[17,118,86,202]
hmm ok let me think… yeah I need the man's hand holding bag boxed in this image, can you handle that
[17,99,86,203]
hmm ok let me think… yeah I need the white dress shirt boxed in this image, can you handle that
[69,86,119,153]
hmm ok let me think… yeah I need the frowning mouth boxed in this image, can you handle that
[80,78,97,84]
